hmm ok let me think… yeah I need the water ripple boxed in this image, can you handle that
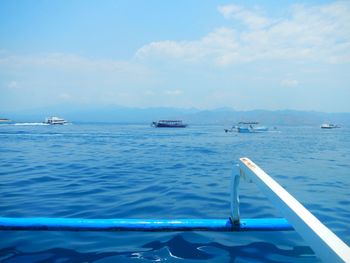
[0,124,348,262]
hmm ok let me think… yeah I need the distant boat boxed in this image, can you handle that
[321,123,340,129]
[0,118,14,124]
[152,120,187,128]
[236,122,268,133]
[44,117,67,125]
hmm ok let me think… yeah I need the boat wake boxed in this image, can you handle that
[13,123,49,126]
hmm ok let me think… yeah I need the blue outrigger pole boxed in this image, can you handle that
[0,158,349,262]
[0,217,292,232]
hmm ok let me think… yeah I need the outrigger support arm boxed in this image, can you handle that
[230,164,240,224]
[238,157,350,263]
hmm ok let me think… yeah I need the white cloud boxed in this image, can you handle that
[136,2,350,66]
[7,80,19,89]
[0,53,144,73]
[136,27,240,65]
[164,89,182,96]
[1,2,349,112]
[59,92,72,100]
[0,52,157,107]
[0,52,155,91]
[218,4,271,29]
[217,4,242,19]
[280,79,299,87]
[144,90,155,95]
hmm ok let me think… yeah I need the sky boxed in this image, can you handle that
[1,0,349,113]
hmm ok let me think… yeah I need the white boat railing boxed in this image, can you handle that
[232,157,350,263]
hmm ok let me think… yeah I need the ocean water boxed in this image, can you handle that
[0,123,349,262]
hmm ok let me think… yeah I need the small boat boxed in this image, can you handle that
[321,123,340,129]
[152,120,187,128]
[44,117,67,125]
[0,118,14,124]
[236,122,268,133]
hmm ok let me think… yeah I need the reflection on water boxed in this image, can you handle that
[0,235,316,262]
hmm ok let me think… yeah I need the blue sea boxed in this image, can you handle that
[0,123,349,262]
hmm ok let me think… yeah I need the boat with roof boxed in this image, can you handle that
[152,120,187,128]
[43,117,68,125]
[225,122,268,133]
[321,123,340,129]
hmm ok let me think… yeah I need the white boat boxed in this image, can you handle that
[321,123,340,129]
[44,117,67,125]
[237,122,268,133]
[0,118,14,124]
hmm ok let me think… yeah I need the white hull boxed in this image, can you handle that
[44,117,68,125]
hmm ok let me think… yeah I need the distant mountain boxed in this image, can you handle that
[2,105,350,126]
[185,109,350,126]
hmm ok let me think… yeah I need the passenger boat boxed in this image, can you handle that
[43,117,67,125]
[321,123,340,129]
[152,120,187,128]
[234,122,268,133]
